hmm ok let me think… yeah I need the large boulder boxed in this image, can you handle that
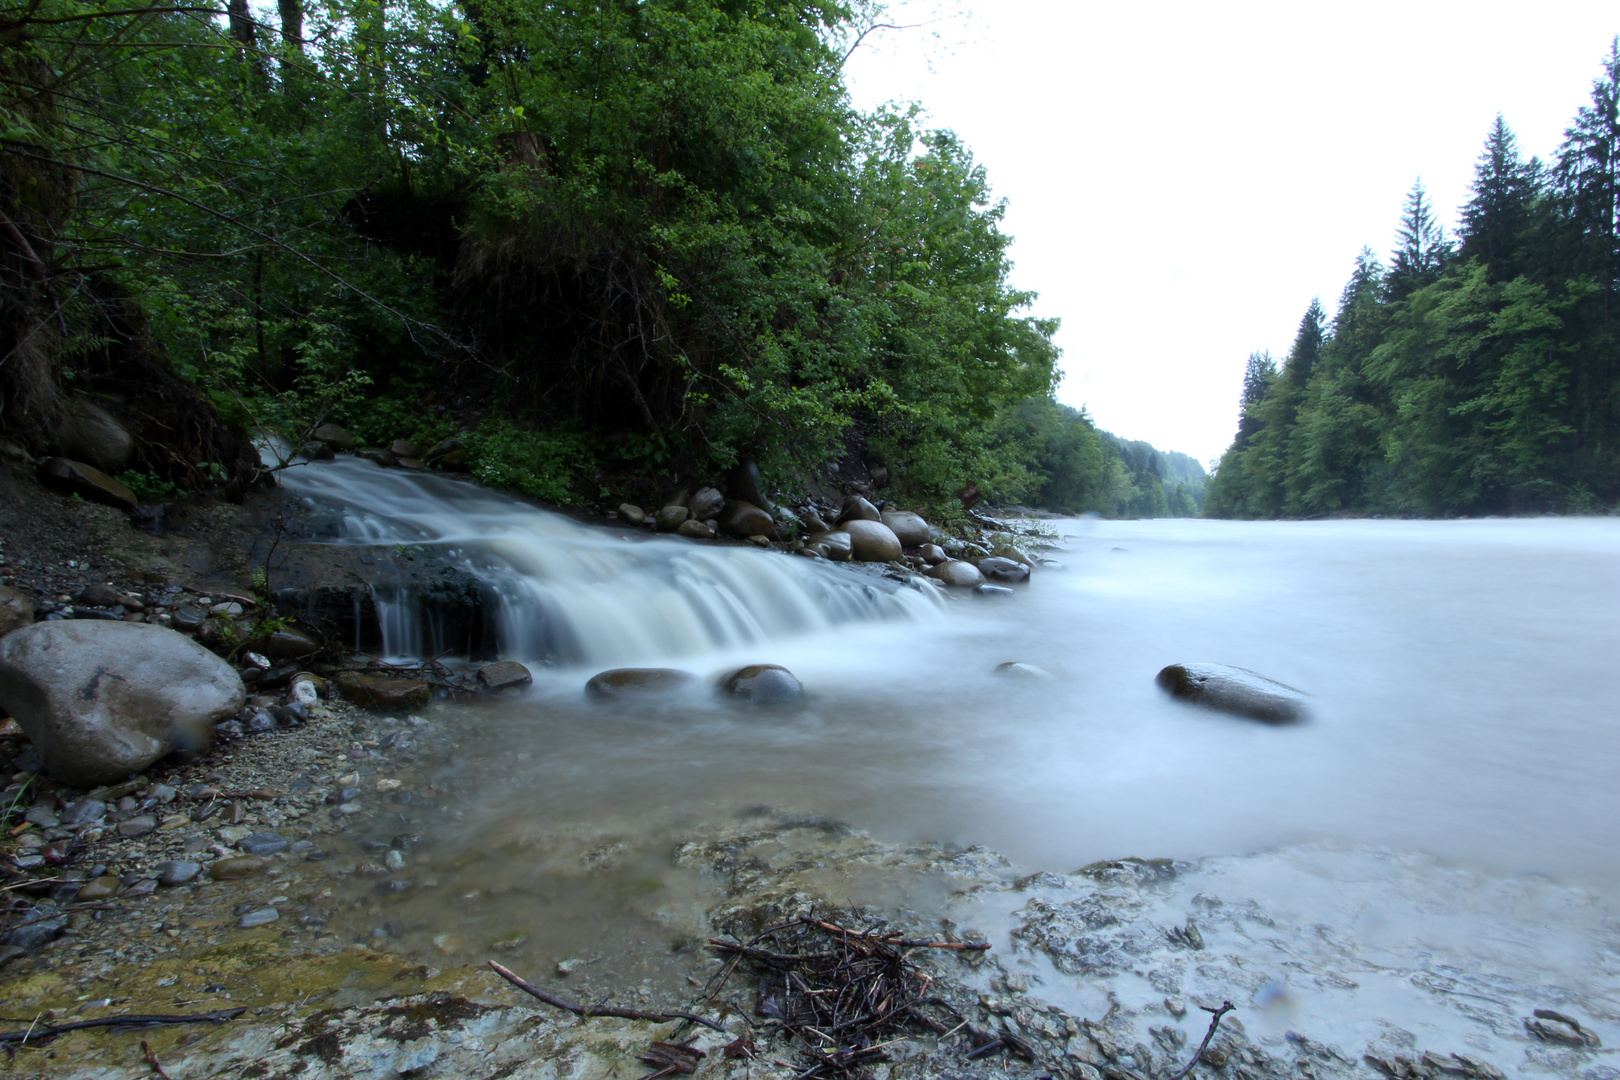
[719,664,804,706]
[879,511,930,547]
[804,530,853,561]
[837,496,881,524]
[0,622,244,787]
[36,457,136,511]
[688,486,725,521]
[720,500,775,539]
[0,585,33,637]
[977,556,1030,584]
[930,560,984,588]
[57,398,133,475]
[1155,663,1307,724]
[585,668,695,700]
[838,519,902,562]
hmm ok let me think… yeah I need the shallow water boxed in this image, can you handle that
[279,461,1620,1056]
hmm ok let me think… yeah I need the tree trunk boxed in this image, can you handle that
[227,0,256,49]
[277,0,303,51]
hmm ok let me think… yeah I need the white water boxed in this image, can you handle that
[278,460,1620,1068]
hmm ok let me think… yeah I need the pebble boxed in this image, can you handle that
[117,816,157,837]
[238,833,289,856]
[210,855,269,881]
[149,784,177,804]
[24,806,59,828]
[60,799,106,826]
[238,907,279,928]
[157,861,202,886]
[75,876,122,901]
[385,849,406,871]
[556,957,582,976]
[122,878,158,898]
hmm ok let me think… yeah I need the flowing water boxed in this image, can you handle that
[277,458,1620,1064]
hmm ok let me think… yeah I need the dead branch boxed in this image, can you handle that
[0,1007,246,1046]
[487,961,725,1032]
[1166,1001,1234,1080]
[795,915,991,951]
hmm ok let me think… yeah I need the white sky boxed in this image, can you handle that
[842,1,1620,468]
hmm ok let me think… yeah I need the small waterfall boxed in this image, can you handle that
[275,456,943,667]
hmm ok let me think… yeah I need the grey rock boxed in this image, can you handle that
[880,510,930,547]
[76,584,120,608]
[688,486,725,521]
[974,584,1016,599]
[919,543,948,565]
[476,660,532,692]
[977,556,1030,584]
[59,798,106,826]
[117,815,156,837]
[677,518,717,540]
[262,626,321,660]
[1,904,65,951]
[238,906,280,928]
[720,500,775,539]
[1155,663,1308,724]
[837,496,881,524]
[654,505,690,532]
[931,560,984,588]
[121,878,158,898]
[0,621,244,787]
[156,860,201,886]
[800,510,829,534]
[24,805,59,828]
[995,662,1052,680]
[210,855,268,880]
[719,664,804,706]
[312,423,356,450]
[585,668,695,701]
[839,520,902,562]
[805,530,853,562]
[56,398,133,474]
[389,439,419,459]
[149,783,177,804]
[238,832,289,856]
[617,503,646,526]
[171,605,207,632]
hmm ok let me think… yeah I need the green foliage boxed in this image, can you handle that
[461,421,597,505]
[1208,40,1620,518]
[116,470,184,503]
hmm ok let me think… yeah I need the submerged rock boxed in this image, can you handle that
[1155,663,1307,724]
[719,663,804,706]
[335,672,432,710]
[585,667,696,700]
[838,519,902,562]
[476,661,532,692]
[976,556,1030,584]
[995,661,1051,679]
[0,621,243,787]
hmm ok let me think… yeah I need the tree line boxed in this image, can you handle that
[1206,41,1620,518]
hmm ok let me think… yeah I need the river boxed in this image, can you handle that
[277,459,1620,1065]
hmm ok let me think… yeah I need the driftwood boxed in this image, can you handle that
[1167,1001,1234,1080]
[487,961,725,1032]
[0,1007,246,1046]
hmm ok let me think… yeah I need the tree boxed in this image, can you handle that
[1459,115,1540,280]
[1389,181,1453,300]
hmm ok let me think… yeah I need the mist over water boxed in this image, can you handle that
[278,460,1620,1049]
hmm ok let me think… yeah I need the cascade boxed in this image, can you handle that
[274,456,942,667]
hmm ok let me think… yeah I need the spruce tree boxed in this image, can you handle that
[1389,181,1453,300]
[1459,115,1540,279]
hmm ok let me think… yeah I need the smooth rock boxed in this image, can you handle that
[75,876,121,901]
[356,448,397,467]
[297,440,334,461]
[974,584,1015,599]
[209,855,268,881]
[238,832,289,856]
[880,511,930,547]
[800,510,829,534]
[654,505,689,532]
[1,906,64,950]
[720,500,775,539]
[171,605,207,632]
[617,503,646,526]
[0,584,33,637]
[117,815,156,837]
[805,530,853,562]
[839,519,902,562]
[335,672,431,711]
[977,556,1030,584]
[688,486,725,521]
[584,668,695,700]
[919,543,948,565]
[156,861,201,886]
[719,664,804,706]
[837,496,881,524]
[931,560,984,588]
[0,621,243,787]
[239,906,280,928]
[995,662,1051,680]
[389,439,418,458]
[423,437,468,469]
[1155,663,1308,724]
[677,518,717,540]
[262,626,321,660]
[312,423,356,450]
[477,661,532,692]
[77,584,120,608]
[36,457,136,511]
[56,398,134,474]
[59,798,106,825]
[24,805,58,827]
[727,459,775,514]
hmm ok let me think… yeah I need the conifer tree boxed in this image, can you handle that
[1389,181,1453,300]
[1459,116,1540,279]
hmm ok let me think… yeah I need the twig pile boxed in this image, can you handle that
[708,913,1023,1078]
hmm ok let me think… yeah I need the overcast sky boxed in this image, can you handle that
[842,1,1620,468]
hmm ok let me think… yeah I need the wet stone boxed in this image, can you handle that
[117,815,157,837]
[239,906,280,928]
[210,855,269,881]
[238,832,289,856]
[156,861,201,886]
[121,878,158,898]
[75,876,121,901]
[24,806,59,828]
[60,799,106,826]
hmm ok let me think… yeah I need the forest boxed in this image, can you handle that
[0,0,1206,520]
[1205,42,1620,518]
